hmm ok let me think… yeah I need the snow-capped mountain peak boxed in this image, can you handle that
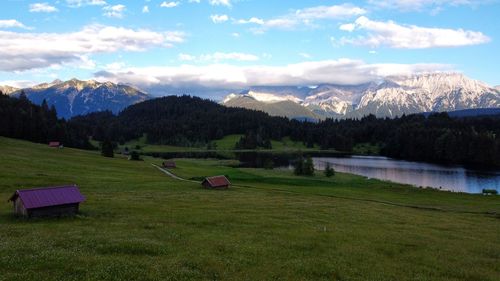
[222,73,500,119]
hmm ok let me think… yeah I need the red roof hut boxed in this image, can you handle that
[202,176,231,189]
[8,185,85,217]
[49,141,61,148]
[162,161,176,168]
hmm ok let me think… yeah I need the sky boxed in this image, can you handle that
[0,0,499,93]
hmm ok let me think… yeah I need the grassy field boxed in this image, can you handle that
[0,137,499,281]
[118,134,322,153]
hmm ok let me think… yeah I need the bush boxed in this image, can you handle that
[101,140,114,158]
[482,189,498,195]
[294,156,314,176]
[324,162,335,177]
[129,151,142,161]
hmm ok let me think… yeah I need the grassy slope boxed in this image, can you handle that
[120,135,320,153]
[0,137,499,281]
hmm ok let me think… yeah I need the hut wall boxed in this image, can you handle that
[13,198,28,216]
[28,203,80,218]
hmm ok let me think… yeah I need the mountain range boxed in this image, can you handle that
[222,73,500,119]
[1,73,499,120]
[6,79,150,119]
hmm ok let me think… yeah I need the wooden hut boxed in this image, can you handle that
[202,176,231,189]
[162,161,176,168]
[49,141,61,148]
[8,185,85,218]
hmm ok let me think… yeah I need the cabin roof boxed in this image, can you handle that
[203,176,231,187]
[9,185,85,209]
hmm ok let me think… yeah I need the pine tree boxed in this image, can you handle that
[101,140,114,158]
[303,156,315,176]
[324,162,335,177]
[293,155,304,175]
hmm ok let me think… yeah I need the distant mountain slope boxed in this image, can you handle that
[12,79,150,119]
[223,94,318,120]
[0,85,19,95]
[222,73,500,119]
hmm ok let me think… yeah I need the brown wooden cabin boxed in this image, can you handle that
[202,176,231,189]
[49,141,61,148]
[162,161,176,168]
[8,185,85,218]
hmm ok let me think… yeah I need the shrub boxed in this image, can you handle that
[482,189,498,195]
[101,140,114,158]
[324,162,335,177]
[129,151,142,161]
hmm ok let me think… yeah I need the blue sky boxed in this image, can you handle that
[0,0,499,91]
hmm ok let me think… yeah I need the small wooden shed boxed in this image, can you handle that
[202,176,231,189]
[49,141,61,148]
[8,185,86,218]
[162,161,176,168]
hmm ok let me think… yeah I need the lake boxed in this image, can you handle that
[314,156,500,194]
[152,151,500,194]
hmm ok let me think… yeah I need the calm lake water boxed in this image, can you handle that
[153,151,500,194]
[313,156,500,194]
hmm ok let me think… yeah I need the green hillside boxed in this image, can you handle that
[0,137,499,281]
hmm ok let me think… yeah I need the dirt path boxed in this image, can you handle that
[151,164,198,183]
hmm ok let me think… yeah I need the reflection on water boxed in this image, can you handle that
[314,156,500,194]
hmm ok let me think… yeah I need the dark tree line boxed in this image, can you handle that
[0,91,91,149]
[68,95,500,168]
[4,93,497,168]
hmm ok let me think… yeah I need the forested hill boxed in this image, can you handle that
[2,92,499,168]
[0,92,91,148]
[71,95,296,146]
[70,95,500,168]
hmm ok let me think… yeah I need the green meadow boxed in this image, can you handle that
[0,137,499,281]
[118,134,322,153]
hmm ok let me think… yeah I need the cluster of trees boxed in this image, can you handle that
[294,156,315,176]
[69,95,500,167]
[4,92,498,168]
[0,92,91,149]
[235,130,272,149]
[70,96,292,147]
[312,113,500,167]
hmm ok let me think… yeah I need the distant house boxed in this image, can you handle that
[8,185,86,218]
[202,176,231,189]
[162,161,176,168]
[49,141,62,148]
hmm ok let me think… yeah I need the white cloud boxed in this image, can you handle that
[211,14,229,23]
[160,1,180,8]
[179,52,260,62]
[237,17,265,25]
[0,20,30,29]
[209,0,231,7]
[103,4,126,18]
[299,53,312,59]
[236,4,366,32]
[94,59,452,88]
[178,53,196,61]
[142,6,150,13]
[0,25,186,72]
[231,32,240,37]
[66,0,107,7]
[30,3,59,13]
[368,0,487,12]
[295,4,367,20]
[339,23,356,32]
[341,16,490,49]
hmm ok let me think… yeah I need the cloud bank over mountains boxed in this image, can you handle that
[94,59,452,89]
